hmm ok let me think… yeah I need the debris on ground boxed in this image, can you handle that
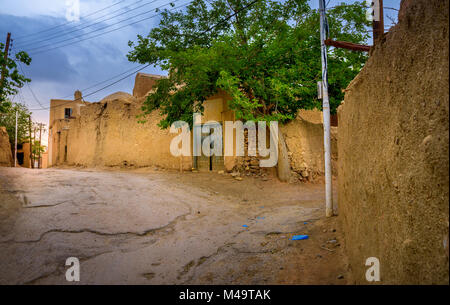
[292,235,309,240]
[320,246,335,252]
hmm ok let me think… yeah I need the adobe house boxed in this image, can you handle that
[16,142,31,168]
[48,90,89,167]
[0,126,31,168]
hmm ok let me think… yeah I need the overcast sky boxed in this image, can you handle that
[0,0,401,145]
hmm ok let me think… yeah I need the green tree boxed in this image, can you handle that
[128,0,370,128]
[31,139,46,164]
[0,42,32,112]
[0,101,32,146]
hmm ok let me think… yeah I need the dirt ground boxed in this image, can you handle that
[0,166,349,285]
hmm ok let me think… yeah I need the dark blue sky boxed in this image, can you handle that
[0,0,401,144]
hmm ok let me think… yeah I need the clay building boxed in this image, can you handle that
[16,142,31,168]
[48,90,89,166]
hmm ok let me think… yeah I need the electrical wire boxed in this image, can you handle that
[16,0,161,49]
[14,0,127,40]
[13,49,47,109]
[25,0,187,54]
[28,63,150,111]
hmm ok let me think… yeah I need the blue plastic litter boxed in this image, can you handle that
[304,222,308,224]
[242,225,248,228]
[257,216,265,219]
[292,235,309,240]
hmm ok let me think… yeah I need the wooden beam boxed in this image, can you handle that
[324,39,371,52]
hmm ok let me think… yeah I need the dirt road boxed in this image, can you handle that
[0,167,348,284]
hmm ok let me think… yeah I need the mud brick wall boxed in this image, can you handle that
[337,0,449,284]
[0,127,12,167]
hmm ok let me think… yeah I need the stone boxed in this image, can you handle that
[235,177,243,181]
[250,160,259,166]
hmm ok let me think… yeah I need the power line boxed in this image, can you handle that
[59,65,150,99]
[26,0,188,55]
[16,0,159,49]
[83,64,151,99]
[16,0,143,46]
[14,0,127,40]
[28,63,151,111]
[14,49,47,109]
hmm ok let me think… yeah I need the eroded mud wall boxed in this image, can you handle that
[280,110,338,182]
[65,96,191,169]
[0,127,12,167]
[338,0,449,284]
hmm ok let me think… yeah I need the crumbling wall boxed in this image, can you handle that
[280,110,338,182]
[229,108,337,182]
[338,0,449,284]
[132,73,164,98]
[0,127,12,167]
[65,93,191,169]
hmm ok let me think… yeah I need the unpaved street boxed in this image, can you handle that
[0,167,348,284]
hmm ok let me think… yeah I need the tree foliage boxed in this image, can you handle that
[0,101,32,146]
[0,43,31,112]
[31,139,46,162]
[128,0,370,128]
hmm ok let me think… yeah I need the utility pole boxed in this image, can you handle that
[38,123,43,169]
[14,110,17,167]
[372,0,384,43]
[319,0,333,217]
[29,115,33,168]
[32,125,36,168]
[1,32,11,88]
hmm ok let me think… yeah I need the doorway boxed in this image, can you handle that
[194,122,224,171]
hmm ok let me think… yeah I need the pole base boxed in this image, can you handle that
[326,207,334,217]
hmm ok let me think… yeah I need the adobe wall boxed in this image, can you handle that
[0,127,12,167]
[338,0,449,284]
[279,109,338,182]
[132,73,165,98]
[64,93,191,170]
